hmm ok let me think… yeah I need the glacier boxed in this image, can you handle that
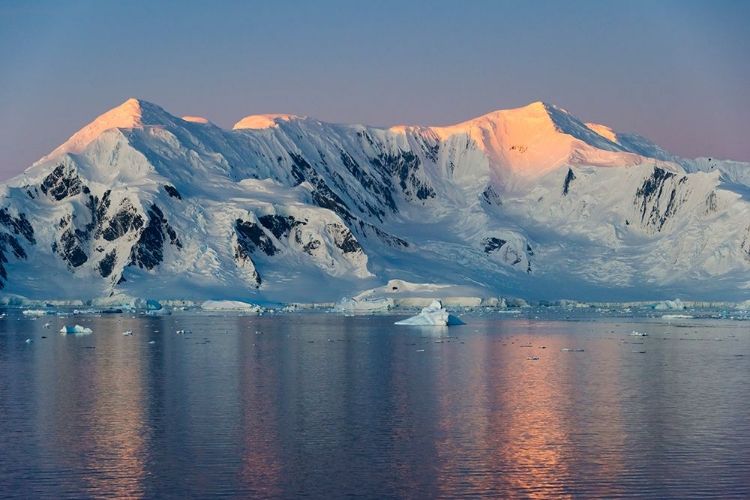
[1,98,750,304]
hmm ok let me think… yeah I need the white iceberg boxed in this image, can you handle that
[144,308,171,316]
[22,309,52,316]
[394,300,465,326]
[653,298,685,310]
[59,325,93,334]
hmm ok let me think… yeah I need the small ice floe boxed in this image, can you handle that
[43,322,52,328]
[145,308,171,316]
[661,314,693,319]
[25,338,34,343]
[122,331,133,336]
[60,325,93,334]
[22,309,51,317]
[176,329,185,334]
[630,331,648,336]
[148,340,156,344]
[394,300,465,326]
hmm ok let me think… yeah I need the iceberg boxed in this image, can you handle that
[22,309,52,316]
[653,298,685,310]
[59,325,93,334]
[395,300,465,326]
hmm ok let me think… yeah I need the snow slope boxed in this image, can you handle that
[1,98,749,303]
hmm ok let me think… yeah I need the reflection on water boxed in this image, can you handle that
[1,312,749,498]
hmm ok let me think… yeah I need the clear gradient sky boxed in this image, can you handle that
[1,0,748,181]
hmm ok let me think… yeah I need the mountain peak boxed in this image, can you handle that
[429,101,630,179]
[96,98,169,128]
[45,98,172,158]
[233,113,304,130]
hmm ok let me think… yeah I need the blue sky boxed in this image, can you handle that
[1,0,748,180]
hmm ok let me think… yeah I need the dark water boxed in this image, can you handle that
[1,310,749,499]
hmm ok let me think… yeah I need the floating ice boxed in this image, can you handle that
[59,325,93,334]
[653,299,685,310]
[22,309,51,317]
[395,300,465,326]
[145,308,171,316]
[122,330,133,336]
[25,338,34,343]
[630,331,648,336]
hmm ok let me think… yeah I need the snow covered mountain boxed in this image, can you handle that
[1,98,749,303]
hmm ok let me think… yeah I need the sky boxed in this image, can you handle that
[0,0,748,181]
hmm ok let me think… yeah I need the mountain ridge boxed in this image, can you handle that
[2,98,749,303]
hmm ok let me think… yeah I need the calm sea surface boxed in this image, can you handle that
[1,308,749,499]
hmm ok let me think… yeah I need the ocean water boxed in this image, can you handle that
[1,309,749,499]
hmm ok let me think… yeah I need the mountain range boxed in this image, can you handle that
[1,98,749,304]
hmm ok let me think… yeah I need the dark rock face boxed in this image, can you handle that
[47,192,167,275]
[563,168,576,196]
[634,166,688,232]
[371,150,435,201]
[232,240,262,287]
[129,204,182,270]
[482,185,502,206]
[284,150,410,250]
[302,239,321,255]
[356,220,409,248]
[40,164,82,201]
[0,231,30,287]
[235,214,364,261]
[0,208,36,245]
[235,219,279,256]
[164,185,182,199]
[329,222,361,253]
[483,236,531,273]
[741,226,750,262]
[483,237,507,253]
[339,150,397,218]
[258,214,303,239]
[102,199,144,241]
[289,152,355,222]
[53,217,88,268]
[97,250,117,278]
[416,136,440,163]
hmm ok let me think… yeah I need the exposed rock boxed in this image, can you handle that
[40,164,82,201]
[129,204,181,270]
[563,167,576,196]
[164,184,182,199]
